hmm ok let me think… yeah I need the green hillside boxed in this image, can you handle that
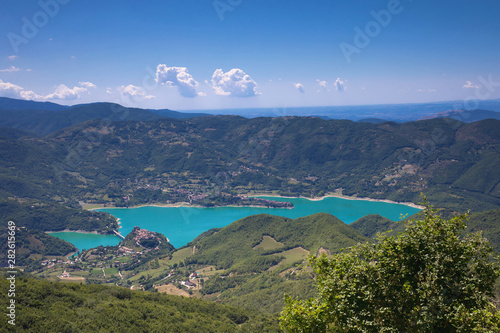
[0,271,280,332]
[187,213,367,270]
[0,103,163,136]
[349,214,400,238]
[351,209,500,253]
[177,213,368,312]
[0,200,118,233]
[466,209,500,253]
[0,227,76,266]
[1,116,499,215]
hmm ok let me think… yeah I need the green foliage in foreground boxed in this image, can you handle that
[0,272,280,332]
[280,201,500,332]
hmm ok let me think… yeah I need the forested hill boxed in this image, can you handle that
[0,98,211,136]
[141,213,369,313]
[1,115,498,215]
[0,271,280,332]
[186,213,368,271]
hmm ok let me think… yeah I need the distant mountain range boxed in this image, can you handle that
[0,97,210,136]
[419,109,500,122]
[195,99,500,122]
[1,112,499,215]
[0,97,67,111]
[1,97,500,137]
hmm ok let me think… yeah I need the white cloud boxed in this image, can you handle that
[106,87,112,95]
[118,84,145,97]
[294,83,305,93]
[118,84,156,100]
[211,68,259,97]
[0,79,41,100]
[0,80,94,101]
[26,69,32,72]
[79,81,96,89]
[7,55,18,61]
[0,66,21,73]
[44,82,95,100]
[463,81,478,89]
[334,78,346,92]
[316,79,328,89]
[155,65,200,98]
[316,79,330,93]
[44,84,87,100]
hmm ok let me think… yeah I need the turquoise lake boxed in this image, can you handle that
[50,196,422,251]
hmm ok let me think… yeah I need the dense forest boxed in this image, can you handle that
[1,115,499,214]
[0,270,280,332]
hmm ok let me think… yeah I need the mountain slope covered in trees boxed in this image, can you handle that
[1,115,498,213]
[0,271,280,332]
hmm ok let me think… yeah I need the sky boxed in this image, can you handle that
[0,0,499,111]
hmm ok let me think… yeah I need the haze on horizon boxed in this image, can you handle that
[1,0,499,112]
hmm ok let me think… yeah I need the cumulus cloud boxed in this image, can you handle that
[45,82,96,100]
[294,83,305,93]
[0,79,41,100]
[7,55,18,61]
[463,81,478,89]
[155,65,200,98]
[317,80,328,89]
[79,81,96,89]
[0,66,21,72]
[44,84,87,100]
[334,78,346,92]
[0,80,95,101]
[211,68,259,97]
[119,84,144,97]
[316,79,329,92]
[118,84,156,100]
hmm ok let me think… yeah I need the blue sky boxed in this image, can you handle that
[0,0,499,111]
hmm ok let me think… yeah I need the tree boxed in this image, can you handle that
[280,200,500,332]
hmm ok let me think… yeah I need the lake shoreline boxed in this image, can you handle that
[46,229,101,234]
[89,202,293,210]
[85,193,424,212]
[53,195,422,251]
[245,193,425,210]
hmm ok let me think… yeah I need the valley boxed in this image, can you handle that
[1,98,499,330]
